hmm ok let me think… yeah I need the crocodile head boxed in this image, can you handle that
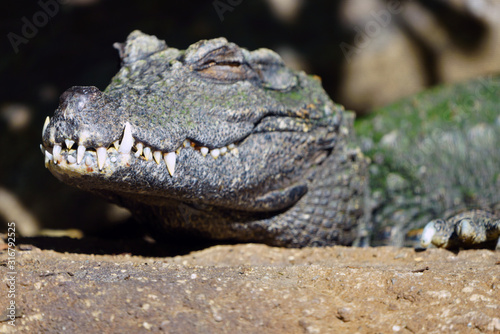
[41,31,349,241]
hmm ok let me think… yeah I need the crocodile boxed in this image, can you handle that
[40,31,500,249]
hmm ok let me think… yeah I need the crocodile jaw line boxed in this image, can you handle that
[41,117,239,177]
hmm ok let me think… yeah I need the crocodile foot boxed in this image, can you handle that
[420,210,500,250]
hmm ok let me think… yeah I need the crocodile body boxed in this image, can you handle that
[356,76,500,249]
[41,31,499,248]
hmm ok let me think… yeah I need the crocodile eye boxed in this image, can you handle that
[193,45,258,82]
[184,39,258,82]
[183,38,297,90]
[196,45,243,69]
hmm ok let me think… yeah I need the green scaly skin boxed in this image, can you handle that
[356,76,500,249]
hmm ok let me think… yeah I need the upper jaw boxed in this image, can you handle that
[41,85,248,177]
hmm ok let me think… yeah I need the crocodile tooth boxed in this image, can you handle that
[220,146,227,155]
[40,144,44,154]
[183,139,191,148]
[227,143,235,150]
[42,116,50,137]
[49,127,56,144]
[44,150,53,167]
[210,148,220,159]
[153,151,162,164]
[67,155,76,164]
[96,147,107,170]
[135,143,144,158]
[143,147,152,161]
[76,145,86,164]
[200,147,209,157]
[113,140,119,150]
[53,144,62,163]
[118,122,134,154]
[164,152,176,176]
[85,156,93,166]
[65,139,75,150]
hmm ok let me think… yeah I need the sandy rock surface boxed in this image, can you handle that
[1,241,499,333]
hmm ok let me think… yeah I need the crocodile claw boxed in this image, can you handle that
[420,210,500,250]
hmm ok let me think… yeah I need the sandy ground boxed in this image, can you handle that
[0,237,499,333]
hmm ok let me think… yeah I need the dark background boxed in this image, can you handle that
[1,1,351,108]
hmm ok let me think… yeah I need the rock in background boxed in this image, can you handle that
[339,0,500,112]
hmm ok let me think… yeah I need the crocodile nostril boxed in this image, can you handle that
[58,86,103,118]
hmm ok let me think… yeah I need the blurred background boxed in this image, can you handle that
[1,0,499,238]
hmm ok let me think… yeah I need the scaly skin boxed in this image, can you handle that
[41,31,368,247]
[41,31,498,249]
